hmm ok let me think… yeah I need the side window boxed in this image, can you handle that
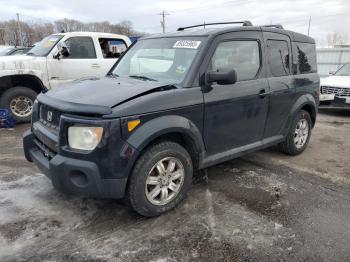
[294,42,317,74]
[99,38,127,59]
[267,40,290,77]
[64,37,96,59]
[210,40,260,81]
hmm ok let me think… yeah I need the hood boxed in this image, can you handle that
[45,76,176,109]
[0,55,43,71]
[321,75,350,88]
[0,55,35,62]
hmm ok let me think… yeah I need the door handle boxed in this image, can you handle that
[91,63,100,68]
[258,89,271,98]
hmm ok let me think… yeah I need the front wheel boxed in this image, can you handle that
[279,110,312,155]
[126,141,193,217]
[0,86,38,123]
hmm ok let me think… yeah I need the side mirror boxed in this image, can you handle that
[54,43,70,59]
[329,71,335,75]
[206,69,237,85]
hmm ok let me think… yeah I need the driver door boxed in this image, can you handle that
[202,31,270,155]
[47,36,101,88]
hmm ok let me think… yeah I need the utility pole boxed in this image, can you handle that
[16,13,23,46]
[159,10,170,33]
[307,16,311,36]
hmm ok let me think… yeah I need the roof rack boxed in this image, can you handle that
[177,21,253,31]
[261,24,284,29]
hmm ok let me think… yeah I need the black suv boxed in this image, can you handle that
[23,21,319,217]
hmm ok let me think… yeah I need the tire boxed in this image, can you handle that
[127,141,193,217]
[0,86,38,123]
[279,110,312,155]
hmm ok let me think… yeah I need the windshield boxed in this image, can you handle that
[27,35,63,57]
[335,63,350,76]
[111,37,205,84]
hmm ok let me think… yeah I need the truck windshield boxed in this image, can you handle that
[111,37,205,84]
[335,63,350,76]
[27,35,63,57]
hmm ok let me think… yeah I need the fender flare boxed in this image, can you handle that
[284,94,317,133]
[0,73,48,92]
[125,115,206,163]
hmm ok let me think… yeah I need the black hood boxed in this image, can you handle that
[46,76,174,109]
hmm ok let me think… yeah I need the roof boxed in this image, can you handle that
[142,25,315,44]
[52,31,131,41]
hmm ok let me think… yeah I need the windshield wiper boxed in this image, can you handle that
[26,52,36,56]
[129,75,158,82]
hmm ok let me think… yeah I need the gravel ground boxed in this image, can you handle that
[0,109,349,262]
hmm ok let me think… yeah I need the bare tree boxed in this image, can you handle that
[0,17,145,46]
[5,20,21,46]
[54,18,85,32]
[0,23,5,45]
[326,32,349,47]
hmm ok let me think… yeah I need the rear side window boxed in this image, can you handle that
[64,37,96,59]
[267,40,290,77]
[210,40,260,81]
[99,38,128,59]
[294,42,317,74]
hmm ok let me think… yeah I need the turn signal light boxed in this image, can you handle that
[128,119,141,132]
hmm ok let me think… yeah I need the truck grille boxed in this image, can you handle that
[39,104,61,133]
[321,86,350,97]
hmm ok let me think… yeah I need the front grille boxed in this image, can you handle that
[39,104,61,132]
[32,121,59,153]
[321,86,350,97]
[34,138,56,160]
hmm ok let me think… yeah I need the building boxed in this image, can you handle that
[317,47,350,78]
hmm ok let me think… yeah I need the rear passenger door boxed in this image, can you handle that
[202,31,270,155]
[262,32,295,138]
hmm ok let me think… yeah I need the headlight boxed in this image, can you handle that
[68,126,103,150]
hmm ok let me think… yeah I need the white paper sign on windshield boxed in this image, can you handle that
[173,40,201,49]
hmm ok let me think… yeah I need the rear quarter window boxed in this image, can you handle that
[267,40,290,77]
[294,42,317,74]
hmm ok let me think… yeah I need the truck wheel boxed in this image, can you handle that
[127,141,193,217]
[0,87,37,123]
[279,110,312,155]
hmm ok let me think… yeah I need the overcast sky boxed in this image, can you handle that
[0,0,349,44]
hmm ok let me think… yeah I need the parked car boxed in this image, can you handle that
[0,47,32,56]
[319,62,350,108]
[23,21,319,217]
[0,46,14,55]
[0,32,131,122]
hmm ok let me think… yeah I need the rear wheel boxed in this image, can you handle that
[279,110,312,155]
[127,141,193,217]
[0,86,37,123]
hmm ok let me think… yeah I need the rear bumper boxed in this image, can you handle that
[23,130,128,199]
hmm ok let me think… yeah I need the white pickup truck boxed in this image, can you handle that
[0,32,131,122]
[320,62,350,109]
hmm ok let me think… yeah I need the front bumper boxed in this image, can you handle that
[319,95,350,109]
[23,130,129,199]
